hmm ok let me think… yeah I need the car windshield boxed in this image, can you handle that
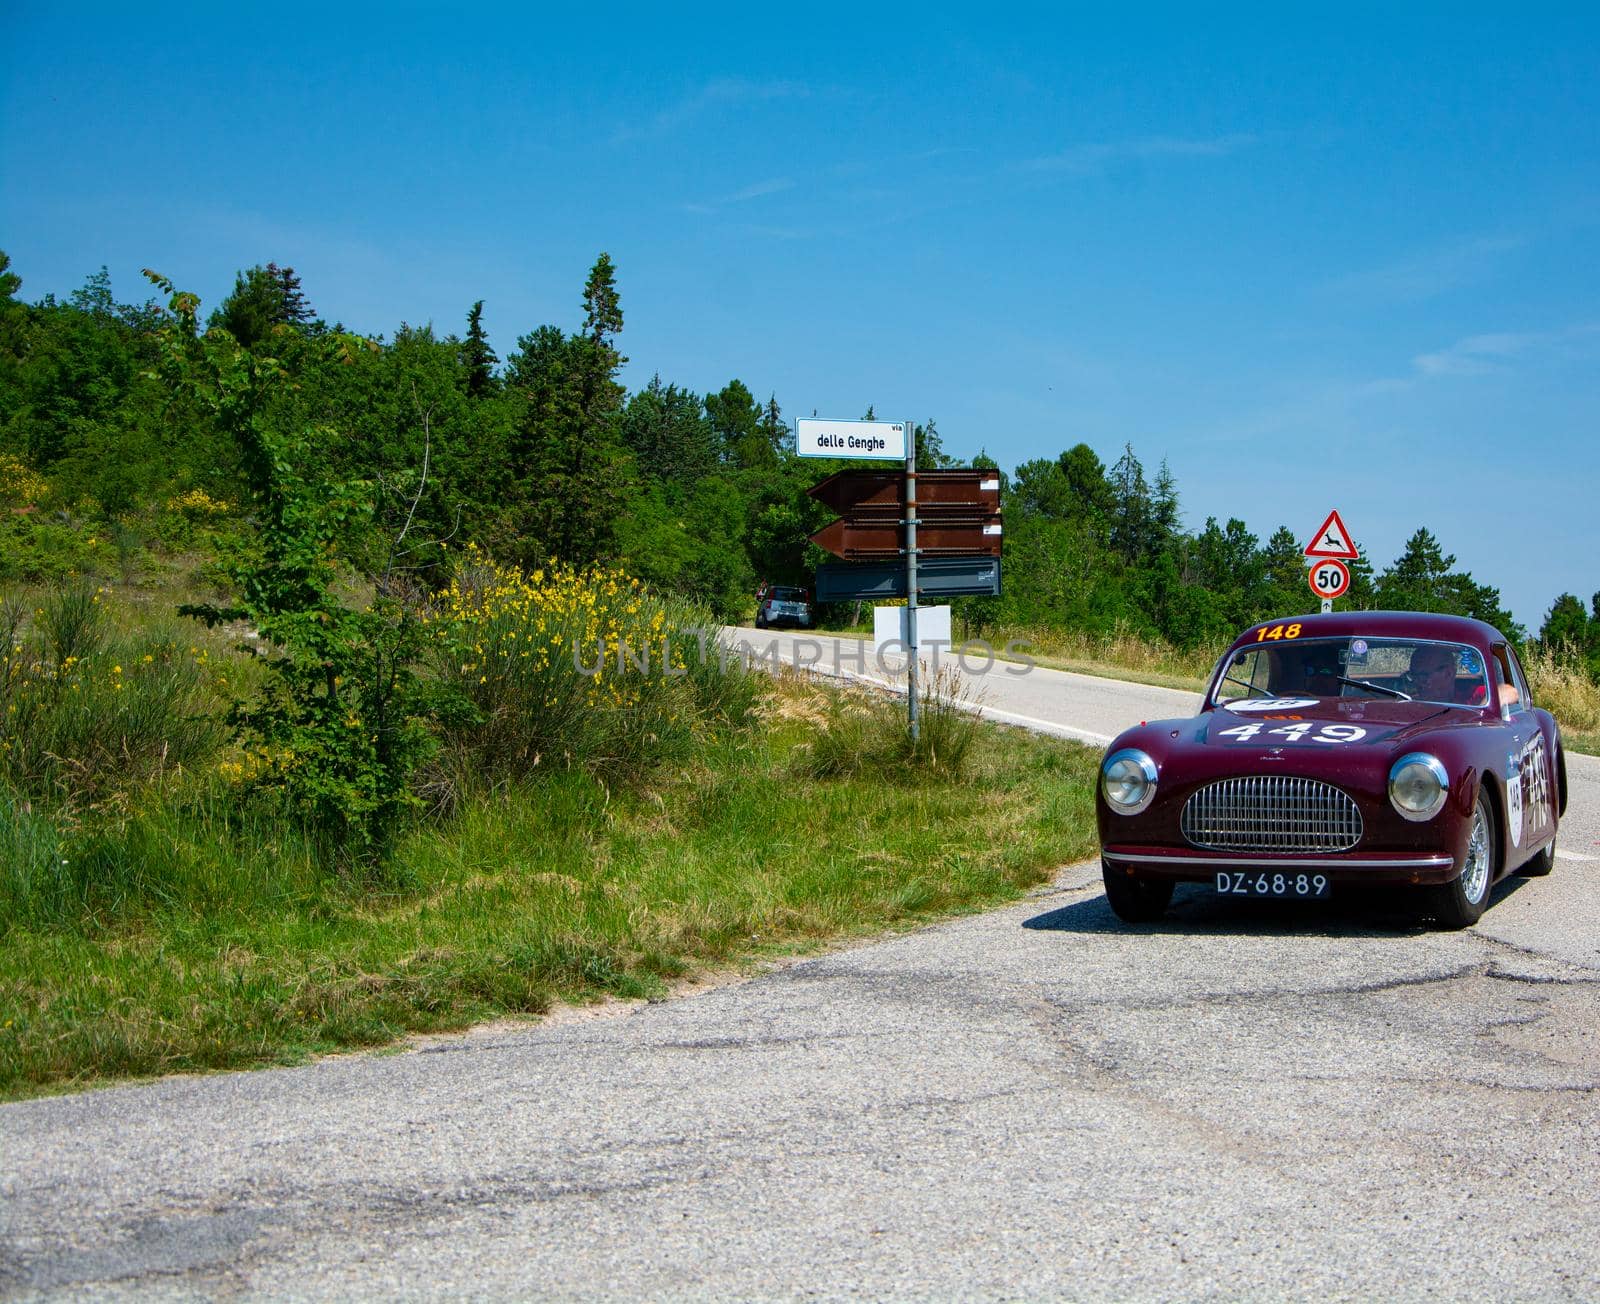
[769,588,805,601]
[1212,636,1489,708]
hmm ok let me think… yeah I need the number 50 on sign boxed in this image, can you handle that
[1308,559,1350,600]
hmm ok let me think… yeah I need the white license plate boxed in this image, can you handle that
[1215,870,1331,899]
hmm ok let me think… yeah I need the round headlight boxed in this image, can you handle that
[1389,753,1449,821]
[1102,748,1158,814]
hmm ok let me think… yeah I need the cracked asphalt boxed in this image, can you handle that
[3,654,1598,1301]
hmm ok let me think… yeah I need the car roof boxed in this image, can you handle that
[1232,610,1509,649]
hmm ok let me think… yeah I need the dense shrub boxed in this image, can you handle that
[0,584,222,810]
[425,548,759,801]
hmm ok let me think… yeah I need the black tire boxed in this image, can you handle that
[755,614,767,629]
[1102,860,1175,923]
[1425,791,1496,929]
[1520,836,1556,877]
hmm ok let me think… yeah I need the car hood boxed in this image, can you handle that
[1186,697,1470,750]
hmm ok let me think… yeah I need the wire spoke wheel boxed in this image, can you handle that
[1461,801,1491,905]
[1425,790,1496,930]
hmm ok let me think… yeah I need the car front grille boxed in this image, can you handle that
[1180,776,1363,853]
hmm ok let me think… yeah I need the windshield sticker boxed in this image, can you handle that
[1225,698,1319,712]
[1350,639,1369,657]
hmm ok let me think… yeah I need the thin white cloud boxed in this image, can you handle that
[1412,323,1600,377]
[725,177,795,203]
[1021,133,1259,174]
[613,78,807,143]
[680,176,796,219]
[1326,233,1524,304]
[1413,332,1541,377]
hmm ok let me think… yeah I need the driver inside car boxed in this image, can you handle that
[1403,646,1457,701]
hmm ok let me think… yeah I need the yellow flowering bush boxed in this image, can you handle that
[165,488,234,519]
[0,454,49,507]
[428,546,753,787]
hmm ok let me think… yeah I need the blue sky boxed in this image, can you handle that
[3,3,1596,628]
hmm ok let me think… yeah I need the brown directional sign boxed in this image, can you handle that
[809,514,1003,560]
[806,468,1002,518]
[807,466,1004,561]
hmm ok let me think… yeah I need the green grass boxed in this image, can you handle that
[1561,731,1600,758]
[0,675,1100,1099]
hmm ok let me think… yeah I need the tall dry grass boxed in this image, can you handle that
[793,666,982,780]
[991,623,1218,689]
[1522,644,1600,734]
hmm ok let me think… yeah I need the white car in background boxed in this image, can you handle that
[755,585,813,629]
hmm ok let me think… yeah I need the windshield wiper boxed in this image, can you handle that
[1337,675,1411,701]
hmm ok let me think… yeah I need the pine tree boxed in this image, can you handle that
[913,417,949,467]
[462,300,498,399]
[1108,443,1153,562]
[761,394,788,458]
[1540,594,1590,658]
[266,263,313,324]
[582,253,623,345]
[1058,444,1116,527]
[1376,528,1454,611]
[707,379,763,466]
[209,266,286,349]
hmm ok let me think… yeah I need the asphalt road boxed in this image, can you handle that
[3,631,1597,1301]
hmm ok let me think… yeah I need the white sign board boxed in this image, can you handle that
[874,605,952,657]
[797,418,906,460]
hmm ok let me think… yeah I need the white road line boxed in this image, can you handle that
[1555,849,1599,863]
[970,703,1113,746]
[736,646,1115,747]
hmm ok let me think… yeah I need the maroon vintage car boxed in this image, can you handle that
[1096,612,1567,928]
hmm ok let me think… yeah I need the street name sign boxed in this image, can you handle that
[796,418,906,460]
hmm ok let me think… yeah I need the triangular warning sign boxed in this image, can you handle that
[1303,509,1359,559]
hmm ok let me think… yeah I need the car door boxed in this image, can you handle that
[1492,642,1554,858]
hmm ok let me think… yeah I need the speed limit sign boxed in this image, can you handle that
[1308,558,1350,600]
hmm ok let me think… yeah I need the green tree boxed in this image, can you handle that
[760,395,789,460]
[913,417,950,468]
[209,266,289,351]
[1376,528,1519,634]
[1108,443,1155,563]
[1058,444,1115,527]
[623,375,715,485]
[462,299,498,399]
[500,256,635,564]
[267,263,313,325]
[706,379,764,467]
[146,269,442,861]
[1540,593,1590,658]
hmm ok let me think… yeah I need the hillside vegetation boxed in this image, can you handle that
[3,248,1598,1091]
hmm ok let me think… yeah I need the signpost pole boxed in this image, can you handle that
[904,419,919,743]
